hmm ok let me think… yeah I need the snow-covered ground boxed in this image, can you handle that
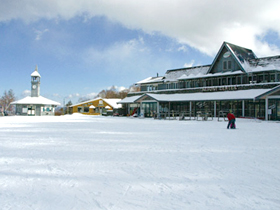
[0,114,279,210]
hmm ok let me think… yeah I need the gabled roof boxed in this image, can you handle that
[227,42,257,61]
[31,65,41,77]
[70,97,122,109]
[207,42,257,74]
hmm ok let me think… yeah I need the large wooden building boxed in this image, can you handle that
[119,42,280,120]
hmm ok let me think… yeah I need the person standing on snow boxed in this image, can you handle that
[227,111,236,129]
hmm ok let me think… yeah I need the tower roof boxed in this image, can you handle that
[31,65,41,77]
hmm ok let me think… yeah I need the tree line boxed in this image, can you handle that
[77,85,140,103]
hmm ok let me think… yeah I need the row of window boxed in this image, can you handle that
[138,99,280,119]
[141,72,280,91]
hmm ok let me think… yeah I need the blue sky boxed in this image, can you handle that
[1,0,280,104]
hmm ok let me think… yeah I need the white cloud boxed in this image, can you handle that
[178,45,188,53]
[68,93,80,98]
[21,90,30,97]
[116,86,127,92]
[106,86,127,92]
[34,28,49,40]
[83,37,151,74]
[184,60,195,68]
[1,0,280,56]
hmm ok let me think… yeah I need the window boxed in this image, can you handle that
[223,60,232,70]
[277,73,280,82]
[84,107,89,113]
[228,61,232,69]
[270,74,275,82]
[223,61,227,70]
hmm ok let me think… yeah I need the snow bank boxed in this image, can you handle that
[0,115,279,210]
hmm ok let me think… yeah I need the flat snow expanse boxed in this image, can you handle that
[0,114,279,210]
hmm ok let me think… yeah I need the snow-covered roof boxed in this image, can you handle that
[136,42,280,86]
[11,96,60,106]
[31,66,41,77]
[118,95,143,104]
[143,89,273,102]
[120,88,277,104]
[122,88,275,103]
[31,71,41,77]
[178,70,245,80]
[136,76,164,84]
[103,98,122,109]
[243,56,280,73]
[164,65,210,82]
[70,98,122,109]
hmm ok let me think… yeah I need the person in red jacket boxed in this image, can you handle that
[227,111,236,129]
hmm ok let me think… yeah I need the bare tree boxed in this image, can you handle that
[129,84,140,92]
[0,89,16,115]
[97,86,129,99]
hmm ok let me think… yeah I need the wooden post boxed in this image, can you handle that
[214,101,216,118]
[242,100,245,117]
[265,97,268,121]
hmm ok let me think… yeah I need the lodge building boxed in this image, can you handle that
[119,42,280,120]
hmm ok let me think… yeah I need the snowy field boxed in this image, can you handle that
[0,114,279,210]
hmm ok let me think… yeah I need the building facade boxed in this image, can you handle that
[119,42,280,120]
[12,66,60,116]
[69,98,123,116]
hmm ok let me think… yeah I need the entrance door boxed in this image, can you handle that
[142,102,157,117]
[27,106,35,116]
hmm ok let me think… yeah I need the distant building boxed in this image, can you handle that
[12,66,60,116]
[119,42,280,120]
[69,98,123,116]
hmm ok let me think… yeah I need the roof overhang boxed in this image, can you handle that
[132,89,276,103]
[11,96,60,106]
[255,85,280,100]
[117,95,144,104]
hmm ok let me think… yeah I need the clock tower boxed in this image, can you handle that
[31,65,41,97]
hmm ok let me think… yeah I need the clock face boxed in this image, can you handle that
[32,85,37,89]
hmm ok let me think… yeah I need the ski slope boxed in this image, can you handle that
[0,114,279,210]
